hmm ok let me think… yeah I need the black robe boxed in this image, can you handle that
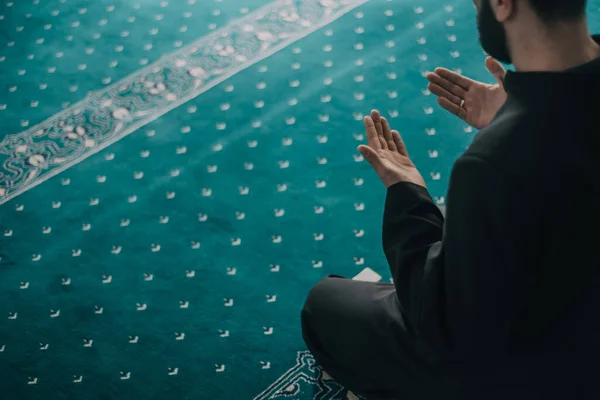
[302,39,600,399]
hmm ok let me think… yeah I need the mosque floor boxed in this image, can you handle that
[1,0,598,399]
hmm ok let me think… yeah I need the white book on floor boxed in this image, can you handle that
[352,267,382,282]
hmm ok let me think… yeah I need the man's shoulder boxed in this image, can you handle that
[453,110,560,193]
[463,108,547,170]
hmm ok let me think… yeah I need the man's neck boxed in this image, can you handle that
[509,19,600,72]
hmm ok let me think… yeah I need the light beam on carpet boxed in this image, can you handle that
[0,0,371,205]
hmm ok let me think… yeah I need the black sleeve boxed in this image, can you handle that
[382,155,536,360]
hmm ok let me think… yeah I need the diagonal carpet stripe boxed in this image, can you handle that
[0,0,371,205]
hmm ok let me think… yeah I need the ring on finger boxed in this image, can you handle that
[459,99,465,108]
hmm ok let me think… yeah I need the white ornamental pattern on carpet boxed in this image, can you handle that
[254,352,362,400]
[0,0,370,204]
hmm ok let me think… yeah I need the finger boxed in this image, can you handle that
[392,130,408,157]
[363,116,382,150]
[485,57,506,87]
[427,82,463,106]
[357,145,383,170]
[380,117,397,152]
[431,67,473,91]
[426,72,467,99]
[371,109,388,150]
[438,97,467,121]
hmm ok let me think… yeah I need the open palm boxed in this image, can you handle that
[358,110,425,189]
[426,57,507,130]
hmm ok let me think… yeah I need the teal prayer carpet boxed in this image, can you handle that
[1,0,599,399]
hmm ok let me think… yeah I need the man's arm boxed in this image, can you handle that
[382,181,444,335]
[383,155,537,360]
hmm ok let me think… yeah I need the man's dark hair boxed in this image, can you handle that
[528,0,587,22]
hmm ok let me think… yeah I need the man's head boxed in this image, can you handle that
[475,0,588,64]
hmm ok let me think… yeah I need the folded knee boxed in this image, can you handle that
[301,277,342,355]
[302,276,338,314]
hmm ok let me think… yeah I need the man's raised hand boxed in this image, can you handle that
[358,110,426,189]
[426,57,507,130]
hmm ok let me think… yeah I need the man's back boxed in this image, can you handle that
[447,52,600,395]
[301,3,600,399]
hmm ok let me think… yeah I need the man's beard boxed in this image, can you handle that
[477,0,512,64]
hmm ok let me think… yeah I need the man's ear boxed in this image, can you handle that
[491,0,515,22]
